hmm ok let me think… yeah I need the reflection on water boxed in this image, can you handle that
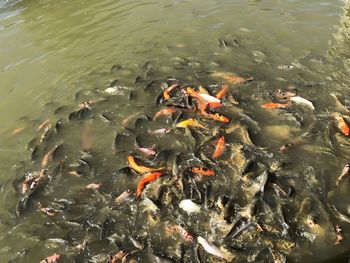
[0,0,350,262]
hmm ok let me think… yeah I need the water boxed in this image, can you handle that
[0,0,350,262]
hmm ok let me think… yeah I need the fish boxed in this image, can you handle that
[165,223,194,242]
[38,202,59,217]
[163,83,179,100]
[127,156,165,174]
[136,172,163,197]
[115,189,132,204]
[336,164,350,186]
[41,145,58,167]
[186,87,221,104]
[334,224,343,245]
[275,89,296,101]
[84,182,102,189]
[213,136,225,158]
[197,236,233,260]
[331,205,350,224]
[190,167,215,176]
[261,103,289,109]
[211,72,254,85]
[135,140,157,156]
[179,199,201,213]
[107,251,127,263]
[290,96,315,110]
[176,119,205,129]
[206,102,223,109]
[206,113,230,123]
[11,127,25,136]
[153,108,177,120]
[216,85,229,99]
[149,128,172,135]
[40,253,60,263]
[332,112,349,136]
[37,119,50,131]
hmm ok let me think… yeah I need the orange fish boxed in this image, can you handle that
[207,113,230,123]
[37,119,50,131]
[10,127,25,136]
[191,167,215,176]
[333,112,350,136]
[206,102,223,109]
[261,103,289,109]
[212,72,254,84]
[153,108,177,120]
[127,156,165,174]
[216,85,229,99]
[40,253,60,263]
[136,172,163,197]
[163,84,179,100]
[213,136,225,158]
[41,145,58,167]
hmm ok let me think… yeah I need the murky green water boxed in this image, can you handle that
[1,0,350,262]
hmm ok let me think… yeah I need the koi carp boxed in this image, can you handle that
[211,72,254,85]
[261,103,289,109]
[136,172,163,197]
[40,253,60,263]
[176,119,205,129]
[216,85,229,99]
[163,84,179,100]
[127,156,165,174]
[191,167,215,176]
[153,108,177,120]
[213,136,225,158]
[207,113,230,123]
[186,87,221,104]
[332,112,349,136]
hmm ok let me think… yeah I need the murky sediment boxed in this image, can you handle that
[0,0,350,262]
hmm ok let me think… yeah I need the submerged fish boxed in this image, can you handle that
[197,236,234,261]
[39,253,60,263]
[336,164,350,186]
[211,72,254,85]
[261,103,289,109]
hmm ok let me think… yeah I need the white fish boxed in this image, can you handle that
[179,199,201,214]
[103,85,128,95]
[198,93,221,104]
[197,236,233,260]
[290,96,314,110]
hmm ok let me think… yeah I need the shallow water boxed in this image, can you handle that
[1,0,350,262]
